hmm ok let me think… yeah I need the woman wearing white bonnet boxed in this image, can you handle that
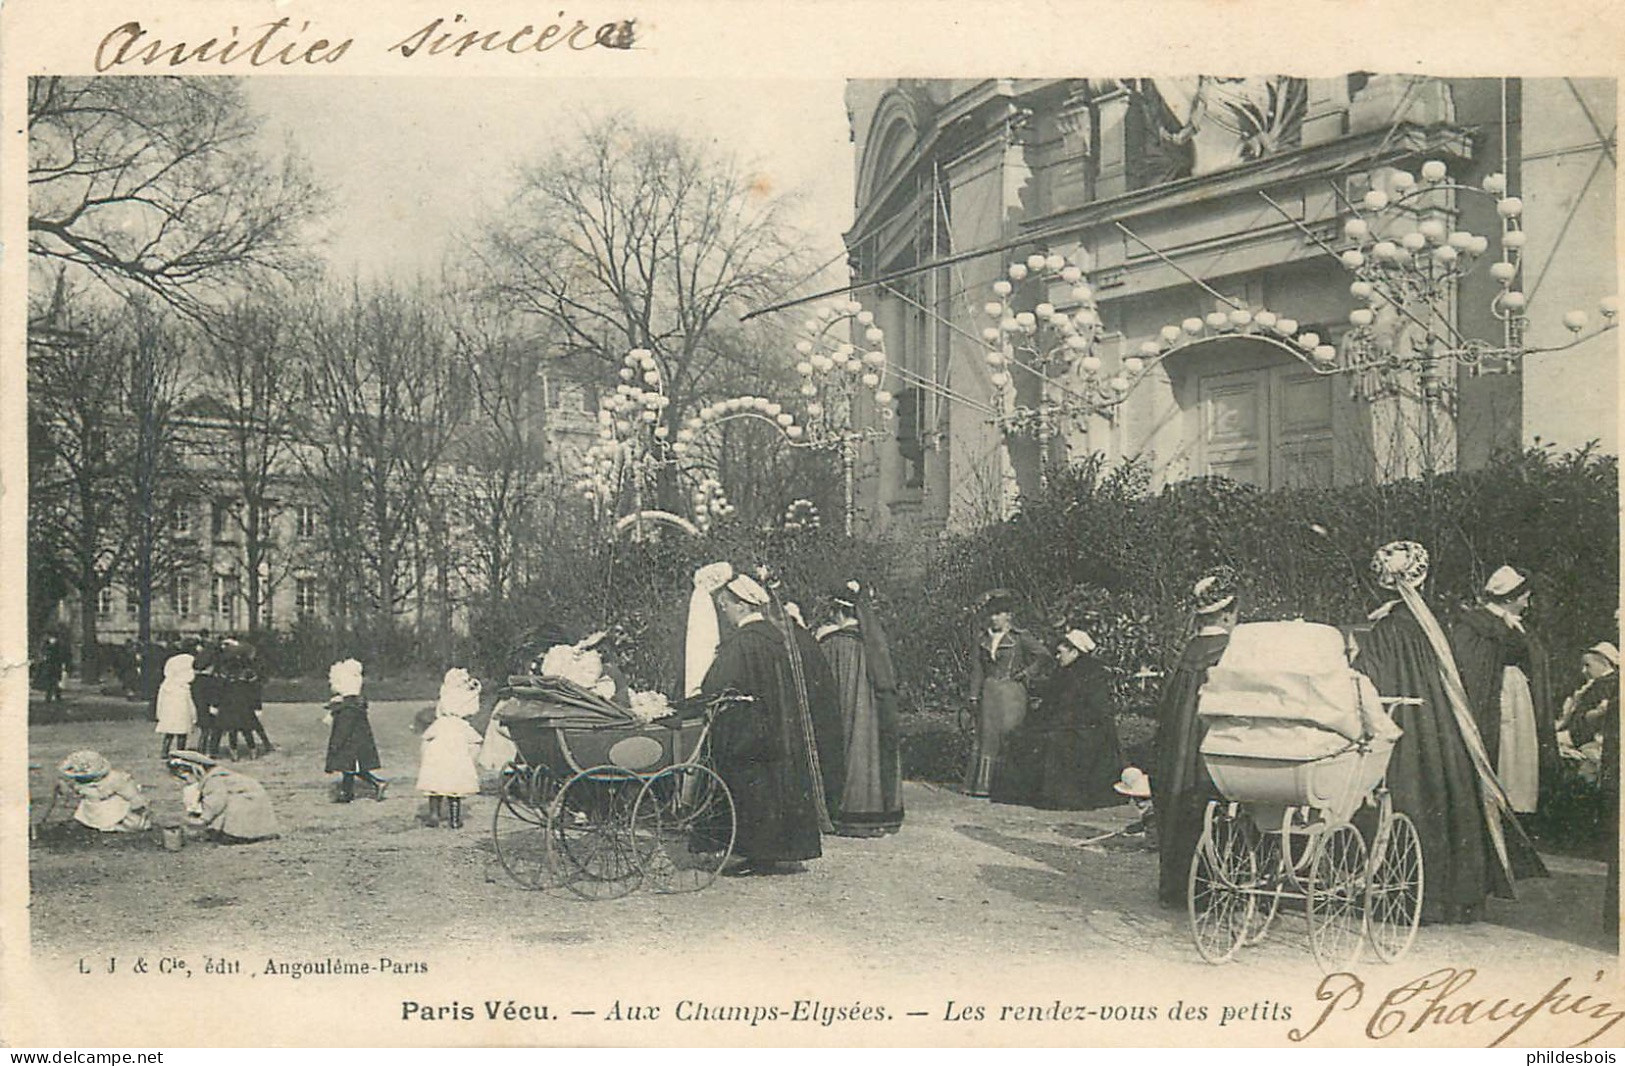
[1354,540,1546,924]
[1450,565,1556,818]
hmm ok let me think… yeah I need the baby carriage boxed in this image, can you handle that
[489,675,743,900]
[1188,621,1423,968]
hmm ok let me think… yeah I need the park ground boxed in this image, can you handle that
[16,684,1620,1046]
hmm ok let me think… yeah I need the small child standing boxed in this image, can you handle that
[417,667,483,828]
[323,658,388,803]
[155,653,197,758]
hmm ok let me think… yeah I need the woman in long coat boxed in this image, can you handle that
[964,593,1047,798]
[817,580,903,836]
[995,629,1123,810]
[1355,541,1546,924]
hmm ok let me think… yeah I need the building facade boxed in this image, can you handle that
[844,76,1617,539]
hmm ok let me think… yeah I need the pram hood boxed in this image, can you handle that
[1197,620,1400,761]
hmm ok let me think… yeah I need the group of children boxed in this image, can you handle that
[319,657,485,823]
[153,637,272,761]
[48,655,491,843]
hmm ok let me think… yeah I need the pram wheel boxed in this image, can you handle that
[1365,806,1423,962]
[492,764,557,890]
[1306,821,1367,970]
[1188,803,1253,964]
[631,764,736,893]
[550,766,644,900]
[1241,829,1282,945]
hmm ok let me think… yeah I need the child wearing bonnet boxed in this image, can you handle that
[417,667,483,828]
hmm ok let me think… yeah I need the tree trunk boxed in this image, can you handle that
[78,573,100,684]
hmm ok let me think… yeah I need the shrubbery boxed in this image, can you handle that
[283,445,1614,780]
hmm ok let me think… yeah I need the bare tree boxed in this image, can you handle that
[28,282,197,678]
[292,283,471,666]
[121,298,198,687]
[27,76,323,323]
[474,112,809,511]
[446,305,553,608]
[193,296,300,635]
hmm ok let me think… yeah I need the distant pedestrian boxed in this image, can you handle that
[323,658,387,803]
[37,634,70,703]
[964,591,1048,798]
[417,668,483,828]
[1152,567,1239,908]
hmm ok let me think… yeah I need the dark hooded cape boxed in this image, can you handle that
[819,625,904,833]
[1152,630,1230,908]
[994,656,1123,811]
[324,694,382,773]
[790,623,846,824]
[1358,601,1547,923]
[701,619,823,864]
[1449,605,1557,805]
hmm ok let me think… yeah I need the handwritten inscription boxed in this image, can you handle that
[1290,968,1625,1048]
[390,15,637,57]
[92,14,636,71]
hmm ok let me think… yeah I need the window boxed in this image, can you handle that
[296,504,320,539]
[211,575,238,627]
[171,500,193,538]
[895,387,926,489]
[97,587,114,619]
[171,576,193,618]
[124,588,139,618]
[211,499,240,542]
[296,578,321,619]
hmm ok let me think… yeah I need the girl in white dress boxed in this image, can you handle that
[417,668,483,828]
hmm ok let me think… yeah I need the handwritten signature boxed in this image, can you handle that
[1290,968,1625,1047]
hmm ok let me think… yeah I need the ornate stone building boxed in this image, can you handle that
[844,76,1616,539]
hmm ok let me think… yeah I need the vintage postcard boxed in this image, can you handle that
[2,0,1623,1049]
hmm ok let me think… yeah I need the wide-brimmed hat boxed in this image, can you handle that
[58,750,111,782]
[166,750,218,773]
[724,573,771,606]
[1113,766,1152,799]
[830,579,863,610]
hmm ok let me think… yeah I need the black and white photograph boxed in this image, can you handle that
[2,0,1623,1050]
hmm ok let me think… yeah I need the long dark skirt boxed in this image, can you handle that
[994,719,1123,810]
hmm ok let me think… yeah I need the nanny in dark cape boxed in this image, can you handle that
[817,579,903,836]
[1356,540,1546,925]
[994,627,1123,811]
[1152,568,1239,908]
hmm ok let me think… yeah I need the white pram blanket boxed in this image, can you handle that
[1198,621,1400,763]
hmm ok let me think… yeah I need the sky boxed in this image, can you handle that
[245,77,856,291]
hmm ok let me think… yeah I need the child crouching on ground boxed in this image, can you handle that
[417,667,483,828]
[56,750,152,832]
[323,658,388,803]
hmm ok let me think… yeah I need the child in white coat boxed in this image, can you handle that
[417,668,483,828]
[155,653,198,758]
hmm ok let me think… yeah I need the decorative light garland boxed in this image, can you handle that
[979,252,1138,439]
